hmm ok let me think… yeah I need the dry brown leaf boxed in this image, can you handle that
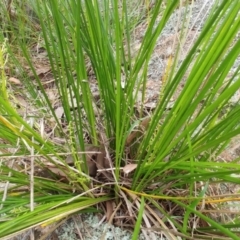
[36,66,51,77]
[106,200,114,222]
[126,117,151,146]
[66,145,111,177]
[122,164,137,174]
[46,89,58,101]
[66,149,98,177]
[8,77,21,85]
[15,95,28,108]
[36,165,68,179]
[55,106,64,120]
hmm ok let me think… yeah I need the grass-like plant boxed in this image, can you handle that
[0,0,240,239]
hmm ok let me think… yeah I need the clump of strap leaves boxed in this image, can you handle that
[0,0,240,239]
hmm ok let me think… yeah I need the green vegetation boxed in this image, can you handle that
[0,0,240,239]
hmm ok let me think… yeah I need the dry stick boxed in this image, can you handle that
[30,118,35,240]
[0,122,25,210]
[108,201,122,225]
[99,202,123,240]
[142,227,195,240]
[134,198,157,240]
[0,156,18,210]
[39,218,69,240]
[1,151,101,159]
[72,215,84,240]
[144,203,178,240]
